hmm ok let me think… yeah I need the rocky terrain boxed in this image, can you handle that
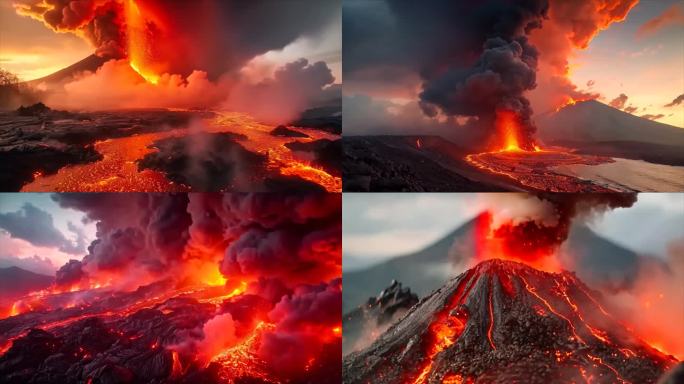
[343,260,678,384]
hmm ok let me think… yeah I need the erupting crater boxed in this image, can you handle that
[343,259,678,384]
[464,110,617,192]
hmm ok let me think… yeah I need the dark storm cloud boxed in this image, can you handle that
[665,93,684,107]
[0,203,86,255]
[343,0,549,147]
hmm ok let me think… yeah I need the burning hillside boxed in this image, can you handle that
[343,259,678,384]
[0,193,342,384]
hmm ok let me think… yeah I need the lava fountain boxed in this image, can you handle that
[125,0,162,84]
[464,109,615,192]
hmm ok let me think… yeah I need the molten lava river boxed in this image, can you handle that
[21,111,341,192]
[0,276,341,383]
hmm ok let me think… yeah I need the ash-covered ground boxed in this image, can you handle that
[343,260,679,384]
[343,135,684,192]
[1,104,341,192]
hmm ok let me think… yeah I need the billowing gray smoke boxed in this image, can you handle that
[344,0,549,148]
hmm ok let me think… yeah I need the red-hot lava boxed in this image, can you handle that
[0,193,342,384]
[464,109,617,192]
[343,260,679,384]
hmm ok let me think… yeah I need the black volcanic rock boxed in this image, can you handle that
[270,125,309,138]
[138,132,266,191]
[0,282,263,384]
[0,144,102,191]
[290,106,341,135]
[343,280,418,355]
[343,259,677,384]
[285,139,341,177]
[343,136,504,192]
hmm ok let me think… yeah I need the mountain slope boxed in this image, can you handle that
[343,215,641,312]
[0,267,53,299]
[343,259,677,384]
[26,55,108,87]
[537,100,684,148]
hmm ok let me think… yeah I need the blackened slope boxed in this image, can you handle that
[343,259,677,384]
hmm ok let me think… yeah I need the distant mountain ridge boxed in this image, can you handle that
[0,266,53,300]
[343,214,642,313]
[537,99,684,147]
[26,54,108,87]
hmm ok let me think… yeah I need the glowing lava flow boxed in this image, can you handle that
[519,275,586,344]
[22,111,341,192]
[211,322,280,384]
[486,281,496,350]
[412,270,475,384]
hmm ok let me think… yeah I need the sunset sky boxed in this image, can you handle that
[567,0,684,127]
[0,1,342,83]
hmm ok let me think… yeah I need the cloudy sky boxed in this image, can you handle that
[0,194,96,275]
[0,1,341,82]
[343,193,684,270]
[569,0,684,127]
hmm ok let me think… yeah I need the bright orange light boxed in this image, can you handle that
[126,0,161,85]
[496,110,523,152]
[332,326,341,335]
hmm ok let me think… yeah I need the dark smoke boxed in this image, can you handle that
[52,193,191,287]
[14,0,126,58]
[14,0,340,78]
[344,0,549,147]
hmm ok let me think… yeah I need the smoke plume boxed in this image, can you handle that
[473,193,638,269]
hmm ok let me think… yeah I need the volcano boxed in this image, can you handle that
[343,259,678,384]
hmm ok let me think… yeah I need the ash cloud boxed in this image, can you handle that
[345,0,549,147]
[14,0,126,58]
[52,193,192,287]
[345,0,637,142]
[14,0,339,77]
[0,203,86,255]
[480,193,638,259]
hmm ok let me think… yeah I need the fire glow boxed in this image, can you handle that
[0,194,342,383]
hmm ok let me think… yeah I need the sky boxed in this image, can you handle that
[568,0,684,127]
[0,193,96,275]
[342,0,684,133]
[0,1,92,80]
[343,193,684,270]
[0,1,342,83]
